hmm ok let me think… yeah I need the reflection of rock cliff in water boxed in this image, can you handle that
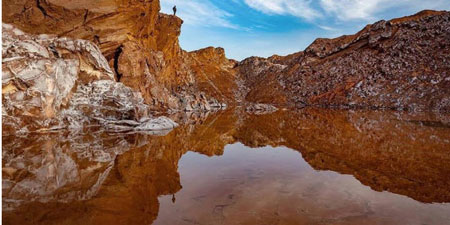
[235,109,450,203]
[3,109,450,224]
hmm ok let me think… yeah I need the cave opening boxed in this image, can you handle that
[113,45,124,82]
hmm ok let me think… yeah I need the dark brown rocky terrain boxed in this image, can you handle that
[2,0,450,134]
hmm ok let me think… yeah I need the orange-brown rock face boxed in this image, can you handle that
[237,57,289,106]
[3,0,161,58]
[187,47,238,103]
[3,0,237,111]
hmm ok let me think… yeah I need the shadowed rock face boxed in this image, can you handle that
[2,0,161,58]
[2,109,450,224]
[239,10,450,112]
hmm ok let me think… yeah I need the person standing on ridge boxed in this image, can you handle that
[173,5,177,16]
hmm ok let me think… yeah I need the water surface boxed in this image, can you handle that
[3,109,450,225]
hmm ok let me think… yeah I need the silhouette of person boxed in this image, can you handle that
[172,194,176,203]
[173,5,177,16]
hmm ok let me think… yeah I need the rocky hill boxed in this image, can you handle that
[2,0,450,134]
[239,10,450,111]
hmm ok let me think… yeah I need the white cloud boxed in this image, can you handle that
[243,0,322,20]
[242,0,450,22]
[317,25,338,31]
[320,0,384,21]
[160,0,239,29]
[320,0,450,21]
[172,0,450,60]
[160,0,450,31]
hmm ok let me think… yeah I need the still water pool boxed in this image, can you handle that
[3,109,450,225]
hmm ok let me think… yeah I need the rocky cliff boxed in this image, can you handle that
[3,0,236,111]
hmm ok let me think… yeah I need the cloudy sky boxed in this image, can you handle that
[161,0,449,60]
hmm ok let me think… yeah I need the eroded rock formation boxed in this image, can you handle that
[2,24,177,135]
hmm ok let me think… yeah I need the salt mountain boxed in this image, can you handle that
[2,0,449,134]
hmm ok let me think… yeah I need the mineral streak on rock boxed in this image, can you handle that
[2,24,178,135]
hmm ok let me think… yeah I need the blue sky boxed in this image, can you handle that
[161,0,450,60]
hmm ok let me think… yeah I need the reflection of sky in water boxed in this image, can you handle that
[157,143,450,225]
